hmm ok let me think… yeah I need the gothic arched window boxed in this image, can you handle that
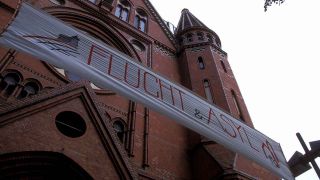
[198,57,205,70]
[115,0,130,21]
[0,72,21,97]
[134,9,147,32]
[203,79,214,103]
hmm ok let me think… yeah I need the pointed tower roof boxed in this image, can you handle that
[175,9,209,35]
[175,8,222,48]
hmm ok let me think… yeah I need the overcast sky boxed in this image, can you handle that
[149,0,320,179]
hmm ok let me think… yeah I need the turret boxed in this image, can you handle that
[176,9,221,51]
[176,9,260,178]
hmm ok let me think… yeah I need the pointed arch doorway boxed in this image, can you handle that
[0,151,93,179]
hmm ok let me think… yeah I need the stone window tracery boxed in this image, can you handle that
[134,9,148,32]
[115,0,130,22]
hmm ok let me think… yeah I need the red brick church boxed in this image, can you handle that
[0,0,279,179]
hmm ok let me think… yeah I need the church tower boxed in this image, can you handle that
[176,9,276,179]
[0,1,281,179]
[176,9,252,126]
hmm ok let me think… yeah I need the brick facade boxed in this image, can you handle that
[0,0,279,179]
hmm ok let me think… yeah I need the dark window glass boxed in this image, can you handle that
[18,82,39,99]
[198,57,205,70]
[178,37,183,45]
[187,34,193,42]
[220,60,227,73]
[113,120,125,142]
[197,32,204,40]
[55,111,86,138]
[0,73,20,96]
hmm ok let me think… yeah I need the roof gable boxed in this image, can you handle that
[0,81,138,179]
[143,0,177,49]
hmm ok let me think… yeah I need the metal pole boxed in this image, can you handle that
[296,133,320,179]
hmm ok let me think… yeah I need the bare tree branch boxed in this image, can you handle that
[264,0,285,11]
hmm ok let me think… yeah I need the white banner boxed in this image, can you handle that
[0,3,293,179]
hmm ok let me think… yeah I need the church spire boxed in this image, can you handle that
[175,8,209,35]
[175,9,221,49]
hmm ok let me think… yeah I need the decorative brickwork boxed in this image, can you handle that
[0,0,279,179]
[154,43,175,59]
[12,61,62,86]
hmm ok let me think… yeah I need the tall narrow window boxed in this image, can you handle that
[220,60,227,73]
[231,90,243,120]
[198,57,205,70]
[115,0,130,22]
[113,120,126,142]
[134,9,148,32]
[203,79,214,103]
[0,72,21,97]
